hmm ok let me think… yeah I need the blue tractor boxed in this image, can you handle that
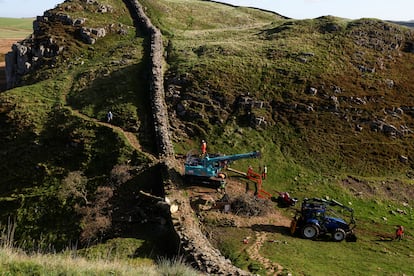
[290,197,357,242]
[184,151,261,187]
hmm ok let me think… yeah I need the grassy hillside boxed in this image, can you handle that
[146,2,414,176]
[140,0,414,274]
[0,0,161,251]
[0,0,414,275]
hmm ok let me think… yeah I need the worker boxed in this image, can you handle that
[107,111,113,123]
[218,173,226,192]
[395,225,404,241]
[201,140,207,155]
[247,165,253,176]
[262,165,267,180]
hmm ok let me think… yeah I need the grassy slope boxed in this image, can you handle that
[0,0,156,251]
[139,0,414,275]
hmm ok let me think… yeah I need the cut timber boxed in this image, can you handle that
[139,190,164,201]
[226,167,247,176]
[139,190,179,213]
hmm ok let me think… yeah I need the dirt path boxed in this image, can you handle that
[69,108,158,163]
[193,178,292,274]
[246,231,284,275]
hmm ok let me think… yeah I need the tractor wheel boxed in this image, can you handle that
[332,228,346,242]
[301,224,319,239]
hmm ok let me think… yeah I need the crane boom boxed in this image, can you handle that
[200,151,260,166]
[184,151,260,184]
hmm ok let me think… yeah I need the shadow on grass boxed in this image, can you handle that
[250,224,358,243]
[251,224,291,235]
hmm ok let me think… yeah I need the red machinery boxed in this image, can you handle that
[246,167,272,199]
[228,166,297,206]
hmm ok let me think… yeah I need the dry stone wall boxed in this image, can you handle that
[125,0,250,274]
[122,0,174,159]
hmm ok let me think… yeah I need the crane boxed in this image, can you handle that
[184,151,261,187]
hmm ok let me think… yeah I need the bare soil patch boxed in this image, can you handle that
[191,178,292,274]
[0,39,18,56]
[185,177,292,227]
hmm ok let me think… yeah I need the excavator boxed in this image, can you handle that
[184,150,261,187]
[227,166,297,205]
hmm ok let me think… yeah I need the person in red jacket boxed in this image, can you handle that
[395,225,404,241]
[201,140,207,156]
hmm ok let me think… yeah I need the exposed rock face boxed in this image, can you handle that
[5,1,111,89]
[5,20,63,89]
[80,27,107,44]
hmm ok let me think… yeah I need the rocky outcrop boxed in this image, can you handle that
[80,27,107,44]
[124,0,250,274]
[5,23,63,89]
[5,1,112,89]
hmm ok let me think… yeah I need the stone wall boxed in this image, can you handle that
[5,0,250,272]
[122,0,174,159]
[124,0,250,274]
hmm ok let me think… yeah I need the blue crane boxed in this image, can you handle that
[184,151,261,187]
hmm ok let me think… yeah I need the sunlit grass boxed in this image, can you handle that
[0,17,33,39]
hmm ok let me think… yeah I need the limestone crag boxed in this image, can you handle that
[5,1,112,89]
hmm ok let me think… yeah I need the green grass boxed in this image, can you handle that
[0,17,34,38]
[164,9,414,177]
[0,246,199,275]
[261,233,413,275]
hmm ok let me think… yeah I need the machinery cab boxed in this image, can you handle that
[184,151,260,187]
[184,155,222,178]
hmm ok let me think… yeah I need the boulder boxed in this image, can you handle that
[80,27,107,44]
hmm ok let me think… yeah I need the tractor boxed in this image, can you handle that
[290,197,356,242]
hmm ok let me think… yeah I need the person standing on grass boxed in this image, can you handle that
[201,140,207,156]
[395,225,404,241]
[107,111,113,123]
[262,165,267,180]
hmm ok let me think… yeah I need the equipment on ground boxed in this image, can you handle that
[227,167,296,204]
[246,167,272,199]
[184,150,261,187]
[277,192,298,207]
[290,197,356,242]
